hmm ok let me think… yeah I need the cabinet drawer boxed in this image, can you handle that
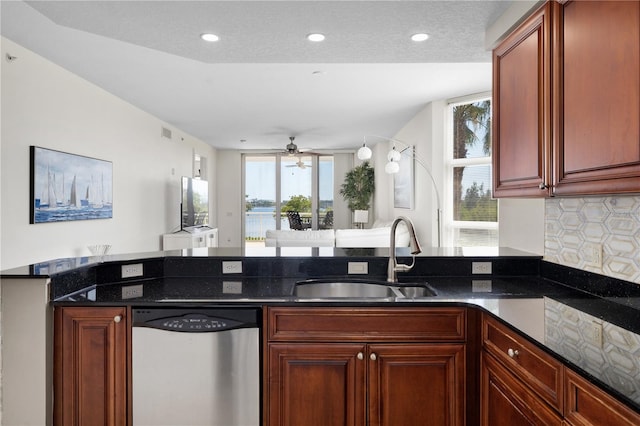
[482,315,563,412]
[267,307,466,342]
[565,369,640,426]
[481,351,563,426]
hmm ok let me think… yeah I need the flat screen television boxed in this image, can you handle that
[181,176,209,230]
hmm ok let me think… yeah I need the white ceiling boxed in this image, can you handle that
[1,1,511,151]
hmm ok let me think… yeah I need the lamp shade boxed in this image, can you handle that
[357,144,372,160]
[385,161,400,174]
[387,148,401,162]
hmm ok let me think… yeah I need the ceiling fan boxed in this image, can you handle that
[282,136,314,169]
[284,136,305,155]
[285,158,312,169]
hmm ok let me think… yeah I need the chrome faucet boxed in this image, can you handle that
[387,216,422,283]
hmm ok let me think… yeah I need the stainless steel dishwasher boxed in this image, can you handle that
[132,307,261,426]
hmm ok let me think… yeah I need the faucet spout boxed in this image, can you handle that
[387,216,422,283]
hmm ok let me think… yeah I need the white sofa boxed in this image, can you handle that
[264,221,409,248]
[265,229,335,247]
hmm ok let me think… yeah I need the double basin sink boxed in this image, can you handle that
[293,278,437,302]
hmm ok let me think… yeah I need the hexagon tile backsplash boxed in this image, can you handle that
[545,196,640,285]
[545,297,640,404]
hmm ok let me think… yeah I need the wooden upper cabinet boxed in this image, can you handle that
[553,0,640,195]
[493,2,552,197]
[493,0,640,197]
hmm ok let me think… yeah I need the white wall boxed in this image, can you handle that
[499,198,545,255]
[369,102,444,247]
[216,150,243,247]
[1,38,216,269]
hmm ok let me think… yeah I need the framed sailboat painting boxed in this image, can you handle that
[30,146,113,223]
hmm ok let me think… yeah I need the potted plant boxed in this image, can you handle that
[339,161,375,227]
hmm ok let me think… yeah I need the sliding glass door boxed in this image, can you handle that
[243,154,333,247]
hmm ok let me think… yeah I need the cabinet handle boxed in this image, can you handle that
[370,353,377,361]
[114,315,122,323]
[507,348,519,358]
[357,352,364,360]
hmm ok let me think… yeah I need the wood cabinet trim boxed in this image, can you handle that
[267,307,467,342]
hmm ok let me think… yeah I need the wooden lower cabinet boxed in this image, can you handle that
[265,307,468,426]
[368,343,465,426]
[564,368,640,426]
[481,351,562,426]
[54,306,129,426]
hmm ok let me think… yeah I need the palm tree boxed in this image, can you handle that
[452,100,491,219]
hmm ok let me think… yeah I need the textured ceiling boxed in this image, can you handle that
[1,1,512,151]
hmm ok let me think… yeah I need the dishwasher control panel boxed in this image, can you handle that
[133,308,260,333]
[158,315,239,331]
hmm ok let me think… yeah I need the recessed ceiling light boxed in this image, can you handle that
[411,33,430,42]
[200,33,220,42]
[307,33,325,42]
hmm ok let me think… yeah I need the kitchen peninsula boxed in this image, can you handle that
[2,247,640,425]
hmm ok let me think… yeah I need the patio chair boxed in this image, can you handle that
[286,211,311,230]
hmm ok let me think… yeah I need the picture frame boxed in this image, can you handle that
[30,146,113,223]
[393,146,414,209]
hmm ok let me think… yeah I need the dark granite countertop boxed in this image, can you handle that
[3,248,640,413]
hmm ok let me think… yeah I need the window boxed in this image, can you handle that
[446,95,498,247]
[243,154,334,247]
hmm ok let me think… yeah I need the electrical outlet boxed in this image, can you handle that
[222,261,242,274]
[583,243,603,269]
[348,262,368,274]
[222,281,242,294]
[585,321,604,348]
[122,263,143,278]
[122,284,143,299]
[472,280,492,292]
[472,261,492,274]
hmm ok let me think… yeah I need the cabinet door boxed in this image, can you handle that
[492,3,552,197]
[553,0,640,195]
[481,352,562,426]
[54,306,129,426]
[267,343,366,426]
[368,344,466,426]
[564,368,640,426]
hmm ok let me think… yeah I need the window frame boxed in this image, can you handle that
[444,92,498,247]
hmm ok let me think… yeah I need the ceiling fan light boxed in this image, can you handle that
[357,144,372,160]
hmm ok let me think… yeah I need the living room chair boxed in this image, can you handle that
[286,211,311,230]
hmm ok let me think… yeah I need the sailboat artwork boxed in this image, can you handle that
[30,146,113,224]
